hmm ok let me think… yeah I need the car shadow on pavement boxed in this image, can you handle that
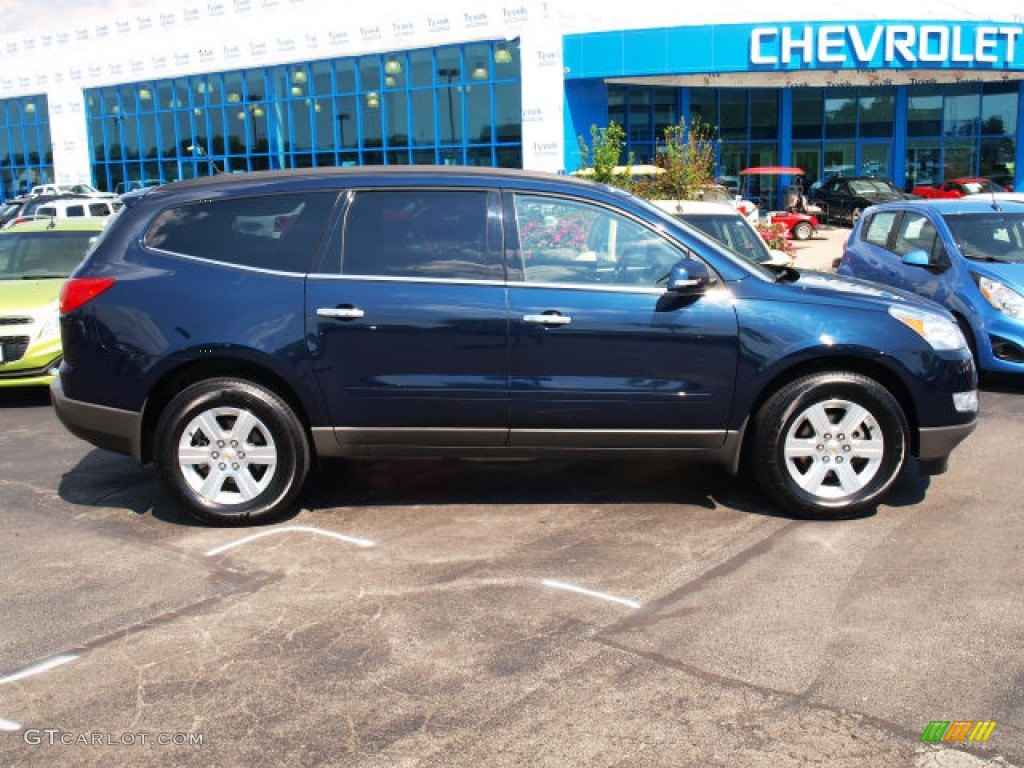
[56,449,302,528]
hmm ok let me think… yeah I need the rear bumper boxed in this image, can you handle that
[50,375,143,463]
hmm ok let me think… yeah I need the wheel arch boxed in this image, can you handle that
[738,354,920,469]
[139,356,315,466]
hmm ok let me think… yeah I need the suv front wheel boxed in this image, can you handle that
[154,378,311,525]
[751,372,908,519]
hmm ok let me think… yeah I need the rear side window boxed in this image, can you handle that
[339,190,496,280]
[88,203,110,216]
[862,211,898,246]
[144,191,339,272]
[66,206,85,217]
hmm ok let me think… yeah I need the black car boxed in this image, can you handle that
[810,177,914,226]
[50,166,977,525]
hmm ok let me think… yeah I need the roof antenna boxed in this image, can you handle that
[990,179,1002,213]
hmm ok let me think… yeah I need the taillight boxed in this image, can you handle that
[60,277,115,314]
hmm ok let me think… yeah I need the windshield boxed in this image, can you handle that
[673,213,772,264]
[848,180,898,195]
[0,230,100,279]
[943,211,1024,263]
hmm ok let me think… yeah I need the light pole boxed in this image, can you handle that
[437,68,458,147]
[187,143,223,175]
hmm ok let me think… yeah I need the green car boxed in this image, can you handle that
[0,217,107,387]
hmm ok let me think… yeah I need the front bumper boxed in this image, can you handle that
[917,419,977,475]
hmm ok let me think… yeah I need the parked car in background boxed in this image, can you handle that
[51,167,976,526]
[911,177,1010,199]
[0,218,107,387]
[3,196,121,228]
[810,177,915,226]
[30,183,115,199]
[837,197,1024,375]
[651,199,791,266]
[114,179,162,195]
[694,184,759,226]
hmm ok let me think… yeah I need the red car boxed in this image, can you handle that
[911,177,1009,198]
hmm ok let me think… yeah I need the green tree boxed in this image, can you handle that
[577,121,632,187]
[638,118,718,201]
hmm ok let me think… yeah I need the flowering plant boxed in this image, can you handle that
[756,220,796,258]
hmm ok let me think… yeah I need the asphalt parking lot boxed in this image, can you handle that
[0,376,1022,767]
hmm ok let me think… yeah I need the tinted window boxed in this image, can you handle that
[88,203,110,216]
[67,206,85,217]
[145,191,338,272]
[340,190,495,280]
[0,231,99,278]
[863,211,898,247]
[515,194,684,287]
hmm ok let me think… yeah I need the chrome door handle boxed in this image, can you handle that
[317,306,365,319]
[523,313,572,326]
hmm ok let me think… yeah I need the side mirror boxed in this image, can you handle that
[667,258,715,295]
[902,248,949,271]
[901,249,930,267]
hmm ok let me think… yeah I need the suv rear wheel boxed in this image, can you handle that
[154,378,311,525]
[751,372,908,519]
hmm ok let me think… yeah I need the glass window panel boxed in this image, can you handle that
[159,112,177,157]
[653,88,677,141]
[410,90,435,146]
[311,61,333,96]
[467,146,493,166]
[825,88,857,139]
[361,94,383,148]
[944,84,979,137]
[627,88,651,143]
[466,85,490,143]
[409,49,434,88]
[689,88,715,126]
[494,40,519,78]
[824,142,856,180]
[334,60,356,93]
[908,86,942,137]
[359,56,381,93]
[608,85,626,128]
[750,90,777,140]
[861,144,889,178]
[494,82,520,143]
[413,149,436,165]
[290,99,313,153]
[859,89,894,138]
[943,139,975,178]
[980,137,1015,186]
[436,48,461,84]
[719,91,746,141]
[907,140,941,188]
[335,96,358,149]
[385,90,409,146]
[982,84,1017,136]
[245,70,265,101]
[314,99,334,150]
[793,90,823,140]
[438,87,462,144]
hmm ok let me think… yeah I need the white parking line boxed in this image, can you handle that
[204,525,376,557]
[0,654,78,686]
[0,716,22,731]
[541,578,642,609]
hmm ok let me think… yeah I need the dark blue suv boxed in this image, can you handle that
[51,167,977,525]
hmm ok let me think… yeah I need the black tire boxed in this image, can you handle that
[154,378,311,526]
[751,372,908,519]
[792,221,813,241]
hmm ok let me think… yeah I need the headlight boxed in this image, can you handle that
[976,275,1024,318]
[36,304,60,342]
[888,306,966,351]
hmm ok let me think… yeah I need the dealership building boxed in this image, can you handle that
[1,1,1022,205]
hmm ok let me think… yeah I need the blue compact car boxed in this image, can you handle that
[51,167,977,525]
[838,196,1024,375]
